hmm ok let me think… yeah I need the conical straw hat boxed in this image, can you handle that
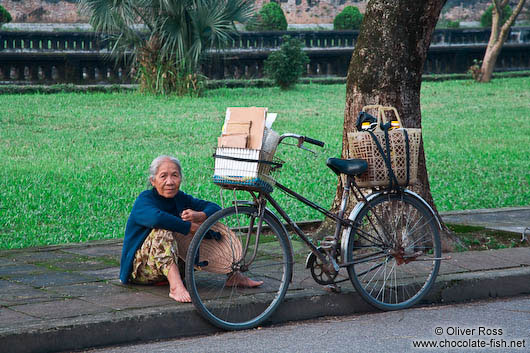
[175,223,242,274]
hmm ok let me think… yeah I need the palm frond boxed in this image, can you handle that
[80,0,254,94]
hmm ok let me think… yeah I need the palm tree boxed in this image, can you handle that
[80,0,254,94]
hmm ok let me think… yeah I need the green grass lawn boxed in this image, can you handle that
[1,76,529,249]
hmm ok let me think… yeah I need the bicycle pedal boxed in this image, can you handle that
[324,284,341,293]
[320,235,336,250]
[522,227,529,243]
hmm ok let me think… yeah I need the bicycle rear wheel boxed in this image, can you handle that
[185,205,293,330]
[346,192,441,310]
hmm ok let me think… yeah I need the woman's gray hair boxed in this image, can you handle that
[148,155,182,181]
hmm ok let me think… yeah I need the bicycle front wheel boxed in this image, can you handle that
[346,193,441,310]
[185,205,293,330]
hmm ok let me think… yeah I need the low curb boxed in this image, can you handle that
[440,206,530,216]
[2,267,529,353]
[1,72,529,94]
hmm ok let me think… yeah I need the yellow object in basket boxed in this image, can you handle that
[348,105,421,188]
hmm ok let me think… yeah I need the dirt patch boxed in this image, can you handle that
[299,221,530,253]
[447,224,529,252]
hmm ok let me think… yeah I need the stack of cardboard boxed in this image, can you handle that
[214,107,279,189]
[218,107,267,149]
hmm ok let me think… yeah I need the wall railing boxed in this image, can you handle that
[2,27,529,52]
[1,28,529,85]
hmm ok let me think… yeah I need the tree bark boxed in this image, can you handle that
[478,0,527,82]
[325,0,459,250]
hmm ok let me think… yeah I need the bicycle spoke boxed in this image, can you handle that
[360,257,388,287]
[355,227,386,247]
[364,207,393,246]
[347,193,441,310]
[186,206,292,330]
[352,251,387,264]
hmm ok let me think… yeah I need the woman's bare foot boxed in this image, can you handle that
[167,262,191,302]
[169,287,191,303]
[226,272,263,288]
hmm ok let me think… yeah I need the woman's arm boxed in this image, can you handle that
[178,192,221,233]
[180,192,221,218]
[131,193,192,235]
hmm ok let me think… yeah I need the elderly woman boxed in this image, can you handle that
[120,155,262,302]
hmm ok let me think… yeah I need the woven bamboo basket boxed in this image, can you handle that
[347,105,421,188]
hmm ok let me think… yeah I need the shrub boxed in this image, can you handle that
[436,19,460,29]
[0,5,12,25]
[246,2,287,31]
[468,59,483,81]
[137,46,205,96]
[138,65,205,97]
[333,6,363,30]
[445,20,460,28]
[447,20,460,29]
[264,35,309,90]
[481,4,512,28]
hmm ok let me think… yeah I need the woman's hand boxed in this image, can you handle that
[181,209,207,223]
[182,209,207,235]
[189,221,200,235]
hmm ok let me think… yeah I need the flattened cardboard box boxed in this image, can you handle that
[218,134,248,148]
[219,107,267,150]
[225,121,252,135]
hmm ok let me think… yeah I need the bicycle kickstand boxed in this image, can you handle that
[324,283,342,293]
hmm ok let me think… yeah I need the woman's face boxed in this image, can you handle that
[150,160,181,198]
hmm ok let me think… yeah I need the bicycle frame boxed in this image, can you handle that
[247,175,358,269]
[227,134,444,274]
[238,176,444,271]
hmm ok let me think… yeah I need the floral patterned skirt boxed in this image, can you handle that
[130,223,242,284]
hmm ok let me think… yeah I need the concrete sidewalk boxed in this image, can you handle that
[1,208,529,353]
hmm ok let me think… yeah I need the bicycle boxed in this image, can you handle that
[184,133,442,330]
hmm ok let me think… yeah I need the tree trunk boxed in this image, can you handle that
[478,0,527,82]
[325,0,459,250]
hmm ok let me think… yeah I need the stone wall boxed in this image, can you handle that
[1,0,526,25]
[1,0,87,23]
[442,1,530,22]
[1,0,368,24]
[255,0,367,24]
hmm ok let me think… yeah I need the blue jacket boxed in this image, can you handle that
[119,188,221,283]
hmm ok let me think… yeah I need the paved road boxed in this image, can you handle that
[2,207,529,353]
[83,295,530,353]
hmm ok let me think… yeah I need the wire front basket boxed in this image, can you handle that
[213,147,284,193]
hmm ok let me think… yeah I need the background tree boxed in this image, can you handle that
[264,36,309,89]
[0,5,12,26]
[328,0,460,249]
[476,0,527,82]
[481,2,513,27]
[246,1,288,31]
[80,0,254,95]
[333,5,363,30]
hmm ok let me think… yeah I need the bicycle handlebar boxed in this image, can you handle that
[278,133,325,148]
[304,136,325,147]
